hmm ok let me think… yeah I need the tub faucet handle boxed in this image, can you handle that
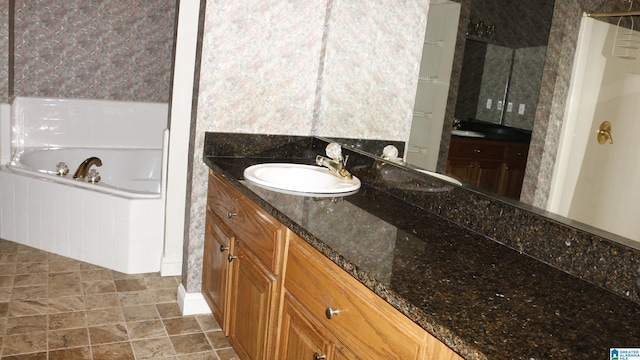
[56,162,69,176]
[87,169,101,183]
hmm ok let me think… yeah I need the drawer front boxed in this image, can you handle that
[448,140,504,160]
[504,144,529,162]
[286,237,426,360]
[208,170,284,273]
[208,170,242,225]
[231,195,284,273]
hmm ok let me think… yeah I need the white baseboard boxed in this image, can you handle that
[161,255,183,276]
[177,283,212,315]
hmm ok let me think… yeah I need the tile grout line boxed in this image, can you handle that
[1,239,239,359]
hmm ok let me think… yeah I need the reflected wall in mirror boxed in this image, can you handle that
[407,0,554,174]
[455,39,547,129]
[453,0,553,130]
[407,0,554,200]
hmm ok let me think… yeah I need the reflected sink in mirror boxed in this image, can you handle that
[451,129,486,138]
[374,164,459,192]
[243,163,361,195]
[458,120,532,142]
[415,169,462,186]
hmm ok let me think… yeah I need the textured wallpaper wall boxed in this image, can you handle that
[9,0,176,102]
[184,0,428,292]
[0,1,8,103]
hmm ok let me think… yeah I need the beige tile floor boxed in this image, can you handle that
[0,238,240,359]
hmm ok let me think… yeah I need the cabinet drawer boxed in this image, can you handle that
[286,237,427,360]
[504,144,529,162]
[208,170,243,224]
[448,140,504,160]
[208,170,285,273]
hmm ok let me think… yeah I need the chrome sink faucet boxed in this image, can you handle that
[73,156,103,179]
[316,143,353,180]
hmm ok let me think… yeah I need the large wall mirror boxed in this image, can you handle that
[397,0,555,204]
[329,0,640,249]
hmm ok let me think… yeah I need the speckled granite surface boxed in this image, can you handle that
[204,132,640,360]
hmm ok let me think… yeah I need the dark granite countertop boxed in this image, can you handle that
[203,133,640,360]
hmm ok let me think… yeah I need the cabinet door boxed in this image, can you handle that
[202,213,233,334]
[499,161,526,199]
[280,292,356,360]
[445,159,475,184]
[227,241,277,360]
[280,292,332,360]
[475,160,502,193]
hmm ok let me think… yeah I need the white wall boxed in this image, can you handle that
[407,1,460,171]
[162,0,201,276]
[550,16,640,244]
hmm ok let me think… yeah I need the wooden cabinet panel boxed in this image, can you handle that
[207,170,242,223]
[504,143,529,162]
[208,170,284,274]
[286,236,428,360]
[280,292,357,360]
[231,196,284,274]
[500,161,527,199]
[448,140,504,160]
[475,160,502,193]
[228,242,278,360]
[445,159,475,182]
[280,292,334,360]
[202,211,233,333]
[446,137,529,199]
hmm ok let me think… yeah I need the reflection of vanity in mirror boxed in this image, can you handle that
[406,0,553,200]
[327,0,640,245]
[322,0,554,197]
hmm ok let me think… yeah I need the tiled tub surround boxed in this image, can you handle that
[203,133,640,359]
[0,97,169,274]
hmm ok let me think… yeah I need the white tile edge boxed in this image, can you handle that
[1,103,11,164]
[177,283,212,316]
[161,255,183,276]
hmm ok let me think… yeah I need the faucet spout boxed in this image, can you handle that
[316,143,353,180]
[73,157,103,179]
[316,155,352,180]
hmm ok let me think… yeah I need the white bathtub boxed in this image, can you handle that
[0,97,169,274]
[0,147,166,274]
[7,148,162,199]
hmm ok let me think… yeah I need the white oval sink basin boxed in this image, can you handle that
[243,163,361,194]
[452,129,485,138]
[416,169,462,186]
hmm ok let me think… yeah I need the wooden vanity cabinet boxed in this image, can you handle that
[446,137,529,199]
[203,170,287,360]
[204,169,463,360]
